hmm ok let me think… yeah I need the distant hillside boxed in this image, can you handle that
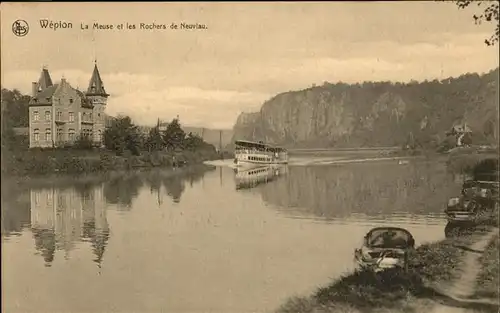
[231,68,499,149]
[182,127,233,149]
[139,124,233,150]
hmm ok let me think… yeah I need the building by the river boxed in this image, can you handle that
[30,185,109,267]
[28,62,109,148]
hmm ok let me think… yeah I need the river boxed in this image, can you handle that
[1,156,463,313]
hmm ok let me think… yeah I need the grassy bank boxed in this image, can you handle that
[474,234,499,300]
[1,162,214,189]
[1,147,222,177]
[276,231,484,313]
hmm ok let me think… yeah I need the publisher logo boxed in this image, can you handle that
[12,20,29,37]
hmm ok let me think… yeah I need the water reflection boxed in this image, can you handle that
[1,161,466,313]
[234,165,288,190]
[259,161,459,221]
[30,185,109,268]
[1,165,215,269]
[1,189,31,238]
[144,166,212,204]
[103,175,143,209]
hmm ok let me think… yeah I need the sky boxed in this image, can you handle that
[1,2,499,129]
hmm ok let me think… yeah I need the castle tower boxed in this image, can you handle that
[29,67,56,148]
[86,61,109,146]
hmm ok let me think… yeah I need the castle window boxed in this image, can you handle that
[33,128,40,141]
[69,99,74,104]
[34,192,40,205]
[89,113,93,120]
[33,111,39,121]
[56,111,62,121]
[56,128,63,141]
[45,128,51,141]
[69,112,74,122]
[45,111,51,121]
[68,129,75,141]
[98,130,102,142]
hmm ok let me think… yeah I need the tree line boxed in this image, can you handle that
[103,115,214,156]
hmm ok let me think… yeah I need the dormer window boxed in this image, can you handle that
[38,86,42,92]
[69,99,73,104]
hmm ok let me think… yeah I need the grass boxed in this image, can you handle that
[1,146,221,177]
[276,231,482,313]
[474,233,499,300]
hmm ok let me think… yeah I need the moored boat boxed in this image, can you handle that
[234,140,288,167]
[354,227,415,272]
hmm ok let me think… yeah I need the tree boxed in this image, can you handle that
[184,132,205,150]
[1,88,30,128]
[103,115,142,155]
[146,126,165,152]
[453,1,499,46]
[162,118,186,151]
[74,134,93,150]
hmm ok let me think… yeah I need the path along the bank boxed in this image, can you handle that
[428,228,499,313]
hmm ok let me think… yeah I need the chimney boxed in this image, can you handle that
[32,82,38,97]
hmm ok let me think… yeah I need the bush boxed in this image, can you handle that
[314,268,425,309]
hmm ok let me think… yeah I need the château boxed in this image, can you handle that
[28,62,109,148]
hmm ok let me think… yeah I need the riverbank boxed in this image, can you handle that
[1,147,224,177]
[474,233,499,300]
[276,226,499,313]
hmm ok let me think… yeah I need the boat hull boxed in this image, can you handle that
[235,160,287,167]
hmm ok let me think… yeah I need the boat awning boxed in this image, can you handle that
[234,140,286,152]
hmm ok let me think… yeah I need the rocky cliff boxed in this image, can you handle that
[232,68,499,148]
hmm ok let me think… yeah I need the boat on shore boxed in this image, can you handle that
[234,140,288,167]
[354,227,415,272]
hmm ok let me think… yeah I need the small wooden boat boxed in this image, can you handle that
[354,227,415,272]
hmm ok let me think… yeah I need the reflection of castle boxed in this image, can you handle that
[234,165,288,190]
[30,186,109,268]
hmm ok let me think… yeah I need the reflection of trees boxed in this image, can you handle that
[103,175,143,209]
[32,228,56,267]
[261,162,459,219]
[153,166,214,204]
[1,191,31,237]
[162,176,184,203]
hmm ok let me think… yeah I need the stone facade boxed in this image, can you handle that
[28,63,109,148]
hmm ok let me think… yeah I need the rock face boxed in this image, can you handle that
[231,68,499,148]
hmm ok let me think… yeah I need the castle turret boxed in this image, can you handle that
[86,61,109,146]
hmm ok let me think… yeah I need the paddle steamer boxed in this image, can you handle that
[234,140,288,167]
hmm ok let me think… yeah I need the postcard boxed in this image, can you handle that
[1,2,499,313]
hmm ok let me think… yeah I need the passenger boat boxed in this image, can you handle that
[234,140,288,167]
[234,165,288,190]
